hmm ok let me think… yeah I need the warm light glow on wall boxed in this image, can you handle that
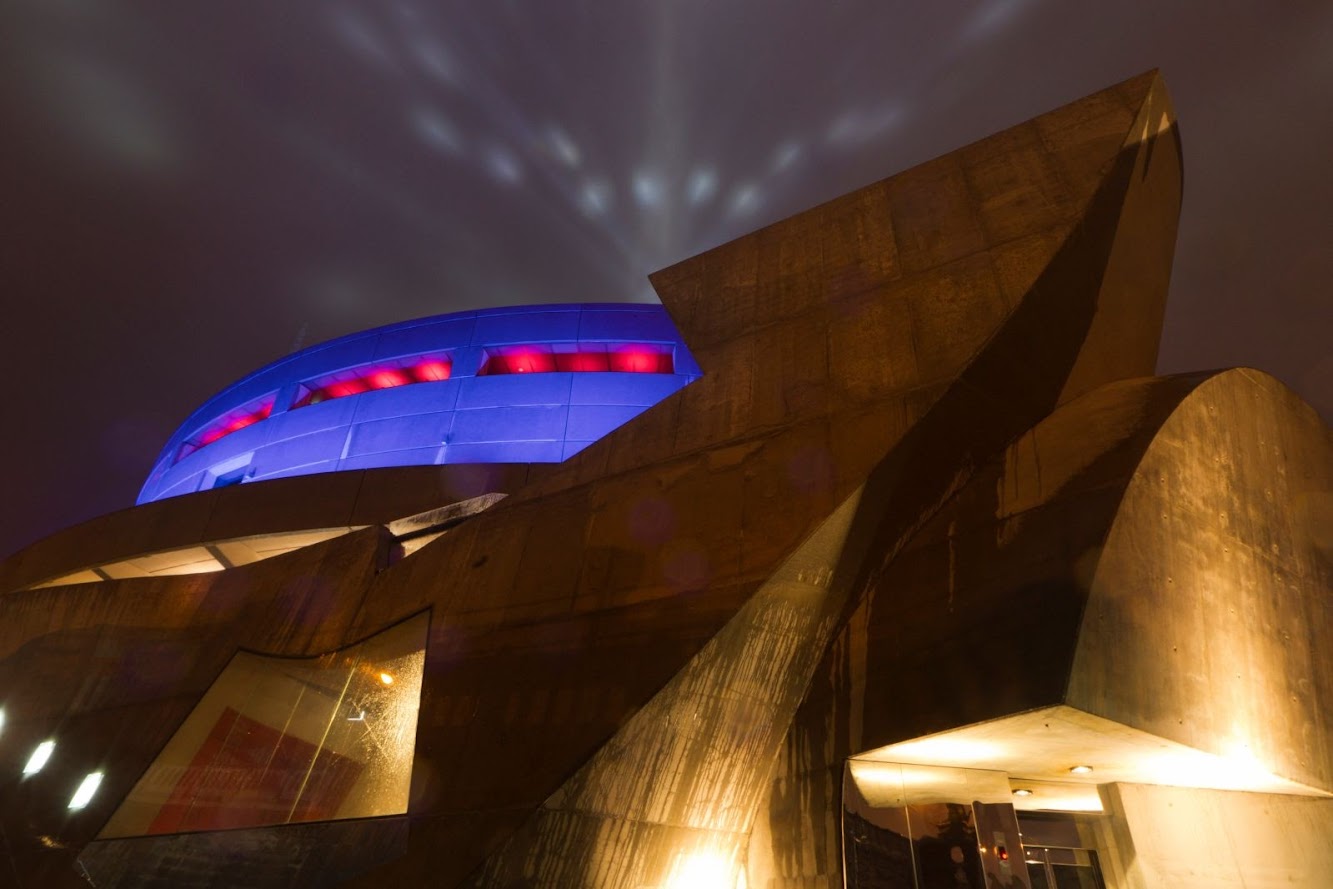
[856,706,1328,800]
[882,736,1005,766]
[1134,740,1278,791]
[663,849,739,889]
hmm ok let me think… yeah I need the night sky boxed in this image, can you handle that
[2,1,1330,560]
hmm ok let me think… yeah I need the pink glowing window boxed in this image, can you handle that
[479,344,674,376]
[293,354,453,409]
[176,395,276,463]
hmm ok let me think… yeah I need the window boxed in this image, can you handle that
[175,396,276,463]
[478,343,674,375]
[98,613,429,837]
[292,354,453,409]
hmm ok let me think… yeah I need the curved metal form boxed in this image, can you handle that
[138,303,701,504]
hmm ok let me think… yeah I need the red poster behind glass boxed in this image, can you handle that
[148,708,364,834]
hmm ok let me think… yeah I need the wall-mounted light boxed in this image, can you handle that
[23,740,55,776]
[69,772,103,809]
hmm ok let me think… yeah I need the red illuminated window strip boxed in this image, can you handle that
[294,357,453,409]
[176,399,275,463]
[480,346,673,376]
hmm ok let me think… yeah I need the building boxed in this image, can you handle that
[0,70,1328,888]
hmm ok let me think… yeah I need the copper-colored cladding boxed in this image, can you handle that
[0,71,1326,887]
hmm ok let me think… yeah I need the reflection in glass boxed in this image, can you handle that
[1017,813,1106,889]
[23,740,55,775]
[844,761,1031,889]
[69,772,105,809]
[99,613,428,837]
[908,802,984,889]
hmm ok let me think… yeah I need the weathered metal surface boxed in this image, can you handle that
[6,69,1324,889]
[1069,370,1332,792]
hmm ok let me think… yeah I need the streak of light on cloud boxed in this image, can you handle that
[687,167,718,206]
[411,107,465,155]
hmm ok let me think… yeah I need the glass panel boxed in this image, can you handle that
[1052,864,1101,889]
[846,761,1033,889]
[908,801,985,889]
[99,613,428,838]
[843,762,916,889]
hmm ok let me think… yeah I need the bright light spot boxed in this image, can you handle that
[770,140,802,172]
[879,735,1004,765]
[548,126,580,167]
[23,740,55,776]
[728,183,759,216]
[686,167,717,206]
[632,170,663,208]
[411,108,464,155]
[380,672,395,686]
[1068,764,1093,775]
[1012,788,1033,796]
[1137,739,1279,791]
[579,179,611,216]
[664,849,737,889]
[486,148,523,185]
[0,708,5,735]
[68,772,103,809]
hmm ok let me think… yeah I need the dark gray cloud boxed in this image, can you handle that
[2,0,1330,558]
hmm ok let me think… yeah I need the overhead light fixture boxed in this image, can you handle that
[23,740,55,776]
[379,672,395,686]
[68,772,104,809]
[1069,764,1094,775]
[1012,788,1033,797]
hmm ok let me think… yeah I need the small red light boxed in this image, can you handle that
[997,846,1009,861]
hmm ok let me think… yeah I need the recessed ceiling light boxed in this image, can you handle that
[1012,788,1033,797]
[1069,765,1094,775]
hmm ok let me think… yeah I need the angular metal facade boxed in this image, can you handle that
[1,72,1328,888]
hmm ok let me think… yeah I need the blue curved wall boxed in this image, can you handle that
[138,303,701,504]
